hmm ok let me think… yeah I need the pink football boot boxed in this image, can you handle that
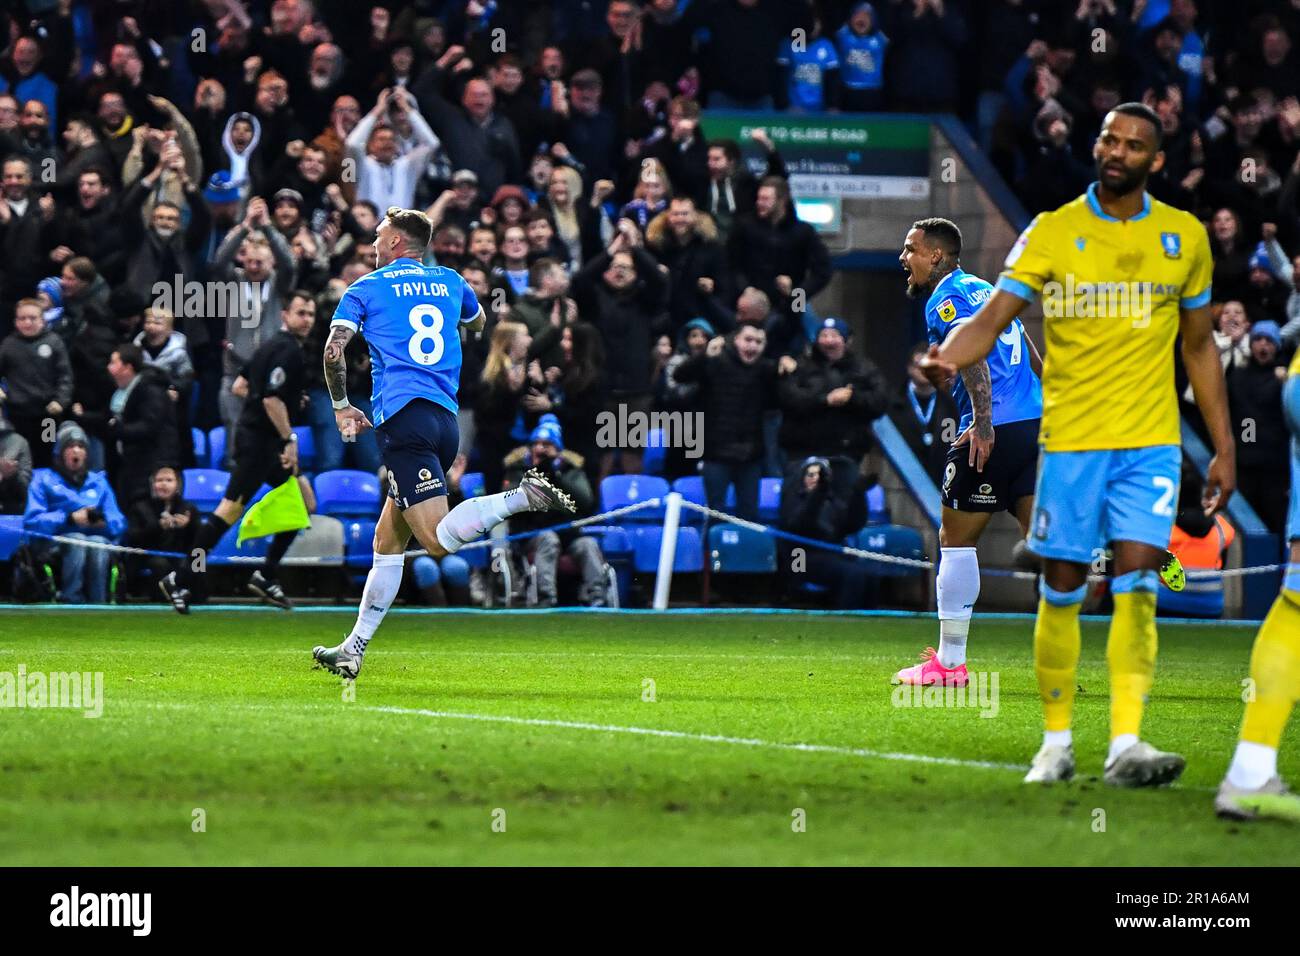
[891,647,969,687]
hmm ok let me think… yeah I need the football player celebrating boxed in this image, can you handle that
[923,104,1235,787]
[312,207,573,679]
[894,218,1043,688]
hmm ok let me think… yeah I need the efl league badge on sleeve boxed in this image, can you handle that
[937,299,957,324]
[1160,232,1181,259]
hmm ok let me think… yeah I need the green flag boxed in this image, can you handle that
[237,478,311,546]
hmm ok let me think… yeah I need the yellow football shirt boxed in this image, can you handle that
[996,183,1213,452]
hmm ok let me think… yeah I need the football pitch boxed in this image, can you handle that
[1,609,1296,866]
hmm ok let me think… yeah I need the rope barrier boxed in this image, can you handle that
[9,498,1286,581]
[9,497,666,566]
[677,499,933,569]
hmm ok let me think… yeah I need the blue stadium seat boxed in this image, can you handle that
[671,476,707,524]
[866,484,889,525]
[1158,573,1226,618]
[758,477,782,523]
[0,514,24,560]
[600,475,668,522]
[631,525,703,574]
[314,469,383,517]
[587,525,633,558]
[708,524,776,573]
[642,428,666,475]
[211,519,270,561]
[293,426,316,473]
[341,519,377,570]
[184,468,230,513]
[459,471,485,499]
[191,427,208,467]
[665,476,743,522]
[208,426,226,470]
[852,525,926,577]
[582,525,634,605]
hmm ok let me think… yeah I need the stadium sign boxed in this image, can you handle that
[703,112,931,201]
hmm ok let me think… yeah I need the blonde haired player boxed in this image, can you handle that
[1214,349,1300,821]
[312,207,573,678]
[923,103,1236,786]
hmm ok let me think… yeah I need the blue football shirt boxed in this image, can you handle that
[925,268,1042,432]
[777,37,840,112]
[835,24,888,91]
[331,257,482,426]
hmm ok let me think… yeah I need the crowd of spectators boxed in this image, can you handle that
[0,0,1296,605]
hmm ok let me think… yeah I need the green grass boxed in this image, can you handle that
[0,609,1296,865]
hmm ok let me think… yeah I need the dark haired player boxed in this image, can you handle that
[895,217,1043,690]
[923,104,1235,787]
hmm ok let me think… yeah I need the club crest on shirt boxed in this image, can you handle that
[1160,232,1181,259]
[937,299,957,323]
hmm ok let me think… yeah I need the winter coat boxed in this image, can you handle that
[134,330,195,392]
[570,247,670,395]
[0,328,73,414]
[210,223,298,373]
[673,345,778,464]
[23,465,126,539]
[646,211,729,334]
[727,209,832,306]
[779,349,890,460]
[127,490,199,555]
[0,420,32,514]
[1228,360,1289,470]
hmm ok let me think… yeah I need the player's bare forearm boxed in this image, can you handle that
[960,361,994,436]
[463,306,486,335]
[937,290,1023,371]
[323,325,354,405]
[1181,304,1236,512]
[261,396,292,440]
[1180,306,1235,460]
[1025,331,1044,378]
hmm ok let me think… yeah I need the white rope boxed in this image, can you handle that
[678,499,934,569]
[16,498,1286,579]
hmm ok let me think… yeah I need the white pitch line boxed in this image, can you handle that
[363,705,1028,772]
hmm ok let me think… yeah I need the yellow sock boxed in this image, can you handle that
[1240,590,1300,749]
[1107,571,1159,741]
[1035,589,1083,732]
